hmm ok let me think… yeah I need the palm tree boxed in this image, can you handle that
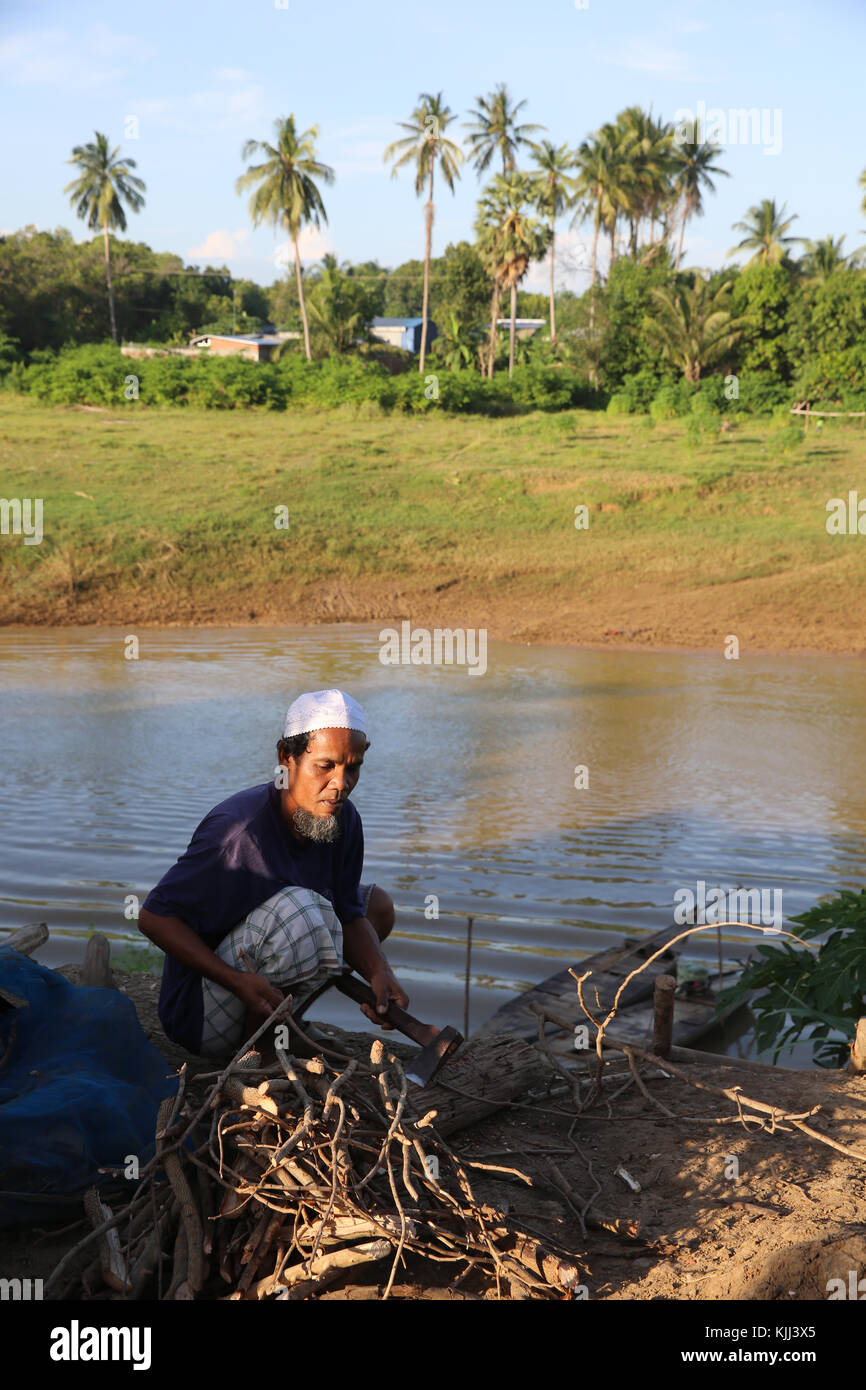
[572,126,620,290]
[613,106,674,259]
[670,140,729,270]
[236,116,334,361]
[63,132,146,343]
[799,234,859,282]
[464,84,544,177]
[529,140,578,347]
[729,199,800,268]
[476,173,550,378]
[304,254,372,355]
[384,93,464,374]
[644,276,746,382]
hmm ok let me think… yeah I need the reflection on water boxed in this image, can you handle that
[0,626,863,1062]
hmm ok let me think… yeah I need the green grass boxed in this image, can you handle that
[1,397,864,638]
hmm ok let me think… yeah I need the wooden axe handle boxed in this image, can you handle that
[334,974,433,1047]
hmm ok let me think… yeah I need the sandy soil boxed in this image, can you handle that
[7,568,866,658]
[5,965,865,1303]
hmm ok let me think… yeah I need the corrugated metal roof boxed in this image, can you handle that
[191,334,281,345]
[371,317,426,327]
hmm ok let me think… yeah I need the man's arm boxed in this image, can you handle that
[341,915,408,1025]
[139,908,283,1020]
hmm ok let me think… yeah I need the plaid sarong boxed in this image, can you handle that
[200,885,347,1058]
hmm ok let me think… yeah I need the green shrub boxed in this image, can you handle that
[717,889,866,1067]
[606,392,633,416]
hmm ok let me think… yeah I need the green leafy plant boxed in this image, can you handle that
[717,889,866,1066]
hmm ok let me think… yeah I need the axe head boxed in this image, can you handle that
[405,1026,463,1088]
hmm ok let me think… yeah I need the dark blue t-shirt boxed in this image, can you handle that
[143,782,365,1052]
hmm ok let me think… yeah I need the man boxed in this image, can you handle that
[139,689,408,1058]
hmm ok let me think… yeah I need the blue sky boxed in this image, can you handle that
[2,0,864,294]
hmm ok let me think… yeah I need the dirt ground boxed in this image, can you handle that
[4,965,866,1302]
[10,568,866,658]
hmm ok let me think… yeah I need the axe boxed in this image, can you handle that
[294,970,463,1087]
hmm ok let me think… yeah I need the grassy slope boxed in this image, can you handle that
[1,397,864,652]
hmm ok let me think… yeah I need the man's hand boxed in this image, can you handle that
[360,966,409,1031]
[231,969,285,1021]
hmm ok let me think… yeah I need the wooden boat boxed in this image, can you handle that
[473,923,745,1057]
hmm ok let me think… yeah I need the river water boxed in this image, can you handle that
[0,626,863,1061]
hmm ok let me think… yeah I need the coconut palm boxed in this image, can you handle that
[644,276,746,382]
[384,93,464,374]
[528,140,578,347]
[476,172,550,378]
[236,116,334,361]
[63,131,146,343]
[572,124,624,289]
[799,234,860,282]
[613,106,674,258]
[670,139,729,270]
[464,84,544,177]
[729,199,800,268]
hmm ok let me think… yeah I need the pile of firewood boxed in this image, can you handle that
[47,1028,584,1302]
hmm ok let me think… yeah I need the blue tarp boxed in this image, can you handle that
[0,947,177,1226]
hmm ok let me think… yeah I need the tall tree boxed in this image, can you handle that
[236,116,334,361]
[464,84,544,177]
[475,172,550,378]
[644,276,746,382]
[670,139,729,270]
[729,199,800,268]
[612,106,673,258]
[63,131,146,343]
[572,126,619,291]
[799,234,859,282]
[384,92,464,374]
[528,140,578,347]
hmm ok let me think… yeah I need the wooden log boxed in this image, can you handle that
[81,933,114,989]
[652,974,676,1059]
[83,1188,131,1294]
[252,1239,393,1300]
[4,922,48,956]
[848,1018,866,1074]
[403,1032,544,1138]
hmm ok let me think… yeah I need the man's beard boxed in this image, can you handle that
[292,806,342,844]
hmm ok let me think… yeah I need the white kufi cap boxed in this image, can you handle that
[283,689,366,739]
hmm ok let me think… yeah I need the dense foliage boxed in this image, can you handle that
[717,890,866,1067]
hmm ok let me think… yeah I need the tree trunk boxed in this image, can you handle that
[293,234,312,361]
[675,210,687,272]
[589,200,602,334]
[590,198,601,289]
[609,213,618,269]
[486,279,501,378]
[419,163,435,375]
[103,222,118,344]
[508,281,517,378]
[548,221,556,348]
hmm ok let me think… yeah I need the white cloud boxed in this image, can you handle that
[588,36,694,77]
[0,24,156,87]
[523,227,600,294]
[214,67,255,83]
[272,226,336,268]
[187,228,249,262]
